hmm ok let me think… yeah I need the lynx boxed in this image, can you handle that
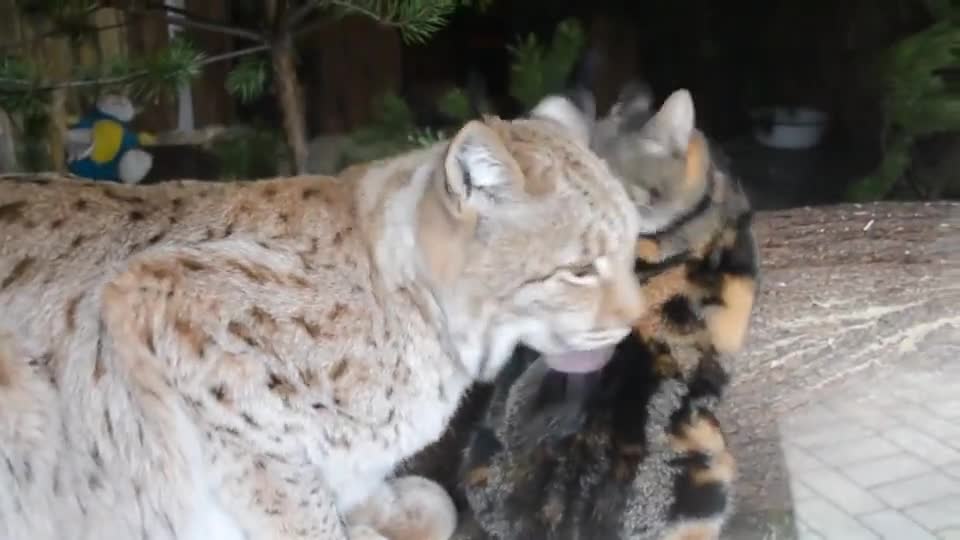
[0,94,646,540]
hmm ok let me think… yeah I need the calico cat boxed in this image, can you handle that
[455,84,760,540]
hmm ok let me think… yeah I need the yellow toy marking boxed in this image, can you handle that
[91,120,124,164]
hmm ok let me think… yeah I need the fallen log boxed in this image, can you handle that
[720,201,959,537]
[727,200,959,434]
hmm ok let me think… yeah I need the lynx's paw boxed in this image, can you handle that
[347,475,457,540]
[347,524,390,540]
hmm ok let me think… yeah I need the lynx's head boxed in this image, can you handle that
[414,95,645,382]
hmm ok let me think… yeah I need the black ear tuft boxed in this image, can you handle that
[563,87,597,123]
[565,46,605,93]
[456,154,474,198]
[466,70,493,118]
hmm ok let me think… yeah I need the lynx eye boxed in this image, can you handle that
[559,262,599,286]
[569,264,594,278]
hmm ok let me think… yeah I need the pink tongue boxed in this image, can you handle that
[542,345,616,374]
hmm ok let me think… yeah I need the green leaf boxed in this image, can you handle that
[858,11,960,201]
[226,57,269,104]
[130,35,205,101]
[407,125,446,146]
[0,56,48,118]
[849,137,915,202]
[437,87,472,121]
[507,18,585,109]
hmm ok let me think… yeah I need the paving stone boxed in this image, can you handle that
[797,519,824,540]
[872,472,960,508]
[859,509,938,540]
[939,528,960,539]
[843,454,933,489]
[784,444,826,473]
[883,426,960,466]
[830,403,904,431]
[889,406,960,448]
[798,467,886,515]
[809,436,902,467]
[905,495,960,531]
[781,353,960,540]
[791,479,816,501]
[931,399,960,420]
[781,404,838,432]
[794,497,880,540]
[788,422,876,450]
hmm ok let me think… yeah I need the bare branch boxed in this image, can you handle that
[291,17,333,39]
[0,72,146,92]
[126,7,265,42]
[200,44,271,65]
[286,0,324,29]
[323,0,383,23]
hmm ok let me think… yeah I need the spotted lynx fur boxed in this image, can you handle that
[0,95,648,540]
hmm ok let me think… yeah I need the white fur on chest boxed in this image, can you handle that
[317,335,469,511]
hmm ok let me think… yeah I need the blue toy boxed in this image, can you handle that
[66,94,154,184]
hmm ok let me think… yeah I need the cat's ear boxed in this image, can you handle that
[530,94,594,145]
[644,88,695,153]
[610,79,655,122]
[563,47,602,120]
[442,119,524,212]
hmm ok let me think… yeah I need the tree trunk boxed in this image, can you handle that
[402,201,960,539]
[0,108,19,173]
[185,0,234,129]
[47,89,68,173]
[271,34,308,175]
[265,0,307,175]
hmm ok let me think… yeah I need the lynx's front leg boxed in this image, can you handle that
[346,475,457,540]
[212,445,372,540]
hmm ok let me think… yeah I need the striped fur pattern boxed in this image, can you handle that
[456,86,760,540]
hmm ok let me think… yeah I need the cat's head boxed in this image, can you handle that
[592,84,718,236]
[415,94,647,382]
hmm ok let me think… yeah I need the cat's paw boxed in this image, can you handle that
[347,475,457,540]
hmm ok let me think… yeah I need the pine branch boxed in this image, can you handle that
[321,0,458,44]
[0,72,142,91]
[0,39,267,94]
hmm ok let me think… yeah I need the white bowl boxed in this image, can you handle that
[751,106,828,150]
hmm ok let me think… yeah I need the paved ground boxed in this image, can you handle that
[779,356,960,540]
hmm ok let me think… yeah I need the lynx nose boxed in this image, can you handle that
[598,269,645,329]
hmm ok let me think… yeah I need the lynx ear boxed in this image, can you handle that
[443,120,523,211]
[466,70,495,117]
[645,88,695,153]
[530,95,594,144]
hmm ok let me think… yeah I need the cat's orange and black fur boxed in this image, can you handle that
[454,83,760,540]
